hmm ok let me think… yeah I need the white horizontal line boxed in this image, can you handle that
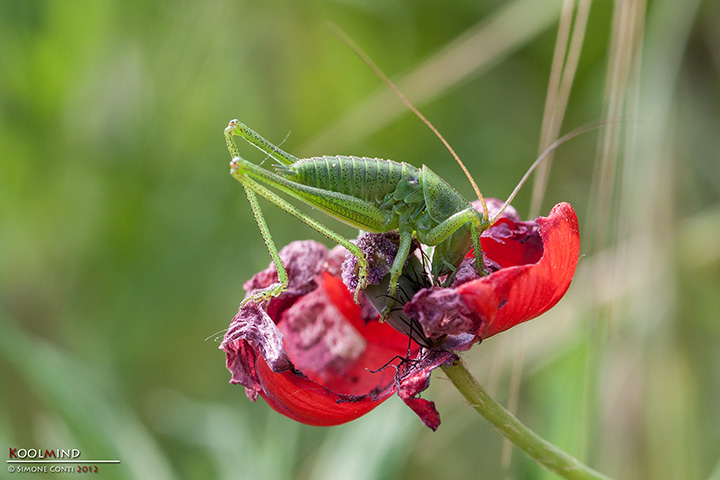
[7,460,120,464]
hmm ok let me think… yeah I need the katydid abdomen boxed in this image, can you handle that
[283,155,422,227]
[285,156,410,204]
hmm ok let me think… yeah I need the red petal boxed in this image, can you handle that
[458,202,579,339]
[322,273,415,352]
[395,350,457,431]
[255,357,395,426]
[480,218,543,268]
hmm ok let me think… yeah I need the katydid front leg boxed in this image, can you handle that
[381,229,414,318]
[421,207,490,284]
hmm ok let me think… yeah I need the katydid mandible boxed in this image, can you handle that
[225,119,490,312]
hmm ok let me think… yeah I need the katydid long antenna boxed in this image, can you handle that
[327,24,489,221]
[490,121,606,225]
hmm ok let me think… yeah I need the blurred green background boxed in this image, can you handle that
[1,0,719,479]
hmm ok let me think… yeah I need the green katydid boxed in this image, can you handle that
[225,119,490,313]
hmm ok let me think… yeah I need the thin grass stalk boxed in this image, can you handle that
[620,0,702,475]
[588,0,636,252]
[530,0,592,219]
[503,0,592,468]
[581,0,646,469]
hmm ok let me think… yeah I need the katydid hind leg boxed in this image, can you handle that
[241,187,290,305]
[225,120,298,166]
[231,157,370,303]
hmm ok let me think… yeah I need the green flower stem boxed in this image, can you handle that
[441,359,612,480]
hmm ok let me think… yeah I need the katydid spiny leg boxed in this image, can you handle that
[420,206,489,282]
[240,186,289,305]
[226,120,298,166]
[230,156,370,303]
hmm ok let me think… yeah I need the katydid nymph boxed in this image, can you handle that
[225,119,491,315]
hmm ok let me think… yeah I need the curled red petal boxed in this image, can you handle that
[480,217,543,268]
[458,202,579,339]
[255,357,395,426]
[395,350,457,431]
[221,302,292,400]
[277,275,409,395]
[322,273,413,352]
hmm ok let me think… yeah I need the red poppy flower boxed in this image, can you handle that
[221,201,579,429]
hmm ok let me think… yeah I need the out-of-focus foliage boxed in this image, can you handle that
[1,1,719,479]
